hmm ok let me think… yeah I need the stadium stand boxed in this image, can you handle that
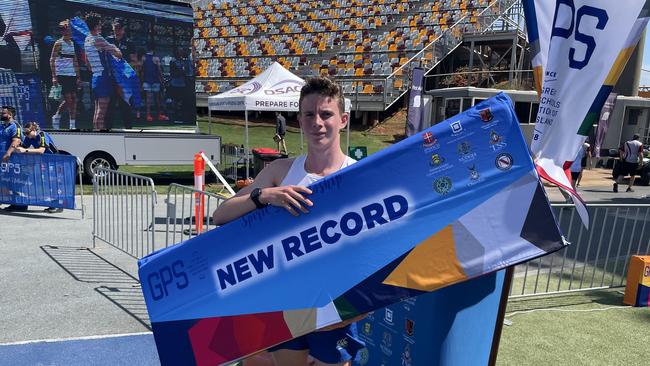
[194,0,515,111]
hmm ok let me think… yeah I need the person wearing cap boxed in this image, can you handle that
[16,122,62,213]
[614,133,644,192]
[1,106,27,212]
[50,19,81,130]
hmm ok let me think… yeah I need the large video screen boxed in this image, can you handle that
[0,0,195,130]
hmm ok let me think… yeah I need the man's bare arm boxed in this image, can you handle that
[50,41,61,85]
[212,159,312,226]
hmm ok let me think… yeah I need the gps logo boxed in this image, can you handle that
[551,0,608,70]
[0,162,20,174]
[147,260,189,301]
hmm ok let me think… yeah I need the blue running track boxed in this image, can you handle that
[0,333,160,366]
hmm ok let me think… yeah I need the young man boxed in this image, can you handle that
[614,134,644,192]
[212,77,365,366]
[50,20,81,130]
[16,122,62,213]
[1,106,27,212]
[84,14,122,130]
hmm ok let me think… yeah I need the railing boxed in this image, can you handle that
[509,204,650,298]
[91,171,647,298]
[164,183,227,246]
[425,69,535,90]
[221,143,251,181]
[92,168,157,259]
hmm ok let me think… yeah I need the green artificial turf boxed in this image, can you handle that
[497,289,650,365]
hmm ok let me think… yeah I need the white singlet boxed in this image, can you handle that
[54,39,76,76]
[280,154,356,186]
[84,35,106,75]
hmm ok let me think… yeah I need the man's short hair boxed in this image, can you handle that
[299,76,345,114]
[85,14,101,30]
[2,105,16,116]
[632,133,640,140]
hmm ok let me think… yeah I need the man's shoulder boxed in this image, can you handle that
[265,157,294,184]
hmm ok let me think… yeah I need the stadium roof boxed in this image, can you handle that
[62,0,192,22]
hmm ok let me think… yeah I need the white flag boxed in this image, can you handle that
[524,0,648,228]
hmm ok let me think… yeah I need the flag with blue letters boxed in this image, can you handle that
[523,0,648,227]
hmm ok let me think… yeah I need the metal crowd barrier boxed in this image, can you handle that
[91,171,648,297]
[164,183,226,247]
[221,143,250,181]
[509,204,650,298]
[92,168,157,259]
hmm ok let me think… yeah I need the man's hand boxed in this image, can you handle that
[2,152,11,162]
[260,185,313,216]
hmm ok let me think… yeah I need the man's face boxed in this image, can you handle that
[113,25,124,39]
[1,109,10,122]
[298,94,347,150]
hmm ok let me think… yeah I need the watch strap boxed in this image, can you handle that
[250,188,266,209]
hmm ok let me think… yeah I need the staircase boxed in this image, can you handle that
[353,0,524,111]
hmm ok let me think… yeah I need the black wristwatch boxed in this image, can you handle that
[250,188,267,209]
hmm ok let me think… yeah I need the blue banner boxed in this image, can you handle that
[0,154,77,209]
[14,73,46,126]
[139,93,565,365]
[354,271,505,366]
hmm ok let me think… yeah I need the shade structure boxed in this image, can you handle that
[208,62,305,112]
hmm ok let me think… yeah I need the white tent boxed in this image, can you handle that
[207,62,351,178]
[207,62,305,177]
[208,62,304,113]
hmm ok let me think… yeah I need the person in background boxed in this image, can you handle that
[212,77,365,366]
[83,14,122,130]
[275,111,288,154]
[168,48,187,119]
[141,43,169,123]
[1,106,27,212]
[570,145,585,191]
[106,18,137,128]
[50,20,81,130]
[583,140,592,170]
[614,134,644,193]
[16,122,62,213]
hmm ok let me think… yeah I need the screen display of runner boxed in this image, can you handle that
[0,0,195,130]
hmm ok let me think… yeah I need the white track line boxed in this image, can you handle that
[0,332,153,346]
